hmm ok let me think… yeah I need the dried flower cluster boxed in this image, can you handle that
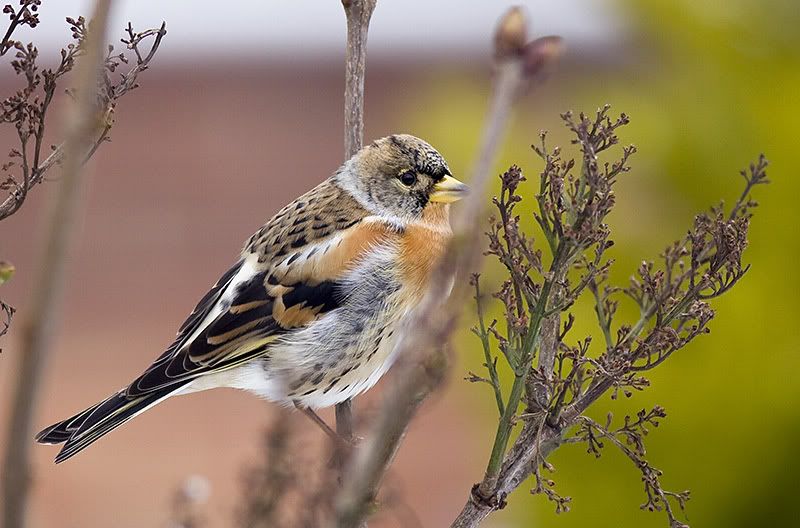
[0,0,166,349]
[0,7,166,221]
[459,105,768,527]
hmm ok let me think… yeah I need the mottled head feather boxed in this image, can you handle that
[336,134,453,222]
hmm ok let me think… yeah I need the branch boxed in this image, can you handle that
[470,275,504,415]
[341,0,375,160]
[333,9,562,527]
[334,0,377,488]
[1,2,113,527]
[0,1,40,56]
[451,419,562,527]
[451,120,766,526]
[575,415,690,528]
[0,18,166,221]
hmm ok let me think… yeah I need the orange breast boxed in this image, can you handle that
[398,203,452,297]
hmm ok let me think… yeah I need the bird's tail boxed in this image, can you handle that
[35,387,177,463]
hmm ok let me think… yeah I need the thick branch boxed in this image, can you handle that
[451,419,562,527]
[530,276,566,411]
[1,3,113,528]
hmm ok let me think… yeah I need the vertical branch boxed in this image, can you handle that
[342,0,376,159]
[1,2,113,528]
[335,401,355,448]
[530,280,565,410]
[336,0,377,468]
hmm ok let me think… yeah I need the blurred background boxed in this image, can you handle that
[0,0,797,526]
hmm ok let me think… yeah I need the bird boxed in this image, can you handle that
[36,134,468,463]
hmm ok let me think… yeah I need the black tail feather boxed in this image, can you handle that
[35,394,119,445]
[35,388,177,463]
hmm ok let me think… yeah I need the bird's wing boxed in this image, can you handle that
[123,183,390,397]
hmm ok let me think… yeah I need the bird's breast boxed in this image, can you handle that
[238,218,452,409]
[396,220,453,301]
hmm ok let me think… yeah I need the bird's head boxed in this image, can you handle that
[337,134,469,223]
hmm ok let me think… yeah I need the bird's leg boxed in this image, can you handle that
[293,401,353,449]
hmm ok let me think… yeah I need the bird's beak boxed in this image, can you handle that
[430,175,469,203]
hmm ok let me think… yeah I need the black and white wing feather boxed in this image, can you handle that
[36,181,374,462]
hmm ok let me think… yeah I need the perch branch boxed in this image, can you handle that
[334,0,377,485]
[341,0,376,160]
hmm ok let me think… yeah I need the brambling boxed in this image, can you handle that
[37,134,468,463]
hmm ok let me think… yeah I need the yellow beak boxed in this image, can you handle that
[429,175,470,203]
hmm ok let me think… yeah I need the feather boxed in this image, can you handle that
[35,183,386,460]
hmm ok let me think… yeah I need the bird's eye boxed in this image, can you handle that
[399,171,417,186]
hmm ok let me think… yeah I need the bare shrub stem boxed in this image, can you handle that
[1,3,113,527]
[341,0,376,160]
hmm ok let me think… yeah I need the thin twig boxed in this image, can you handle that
[341,0,376,160]
[334,0,377,492]
[472,277,504,415]
[0,19,166,221]
[0,1,36,56]
[1,3,113,528]
[588,277,614,350]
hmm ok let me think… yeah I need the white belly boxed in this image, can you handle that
[180,311,405,409]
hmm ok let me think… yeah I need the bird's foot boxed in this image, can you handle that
[293,401,357,450]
